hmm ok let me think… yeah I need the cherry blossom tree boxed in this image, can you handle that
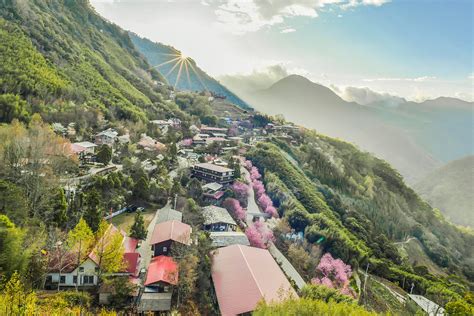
[264,205,278,218]
[311,253,354,296]
[252,180,265,198]
[250,166,261,180]
[244,160,253,170]
[181,138,193,146]
[245,221,275,249]
[258,194,272,209]
[232,181,249,201]
[223,198,246,221]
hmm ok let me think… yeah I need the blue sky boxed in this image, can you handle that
[92,0,473,101]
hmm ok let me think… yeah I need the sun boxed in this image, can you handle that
[150,49,207,90]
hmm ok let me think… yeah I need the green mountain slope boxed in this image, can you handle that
[130,33,252,110]
[0,0,176,122]
[414,156,474,227]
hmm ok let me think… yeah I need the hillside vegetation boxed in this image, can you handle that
[414,156,474,228]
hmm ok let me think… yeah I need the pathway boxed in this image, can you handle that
[268,243,306,290]
[242,166,263,226]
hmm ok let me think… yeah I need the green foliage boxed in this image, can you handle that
[96,145,112,165]
[104,277,134,309]
[0,215,30,279]
[0,94,29,123]
[83,189,102,232]
[253,297,378,316]
[133,176,149,199]
[67,218,94,259]
[0,179,29,225]
[301,284,356,304]
[129,212,146,240]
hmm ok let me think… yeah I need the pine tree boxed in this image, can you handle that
[83,189,102,232]
[130,212,147,240]
[96,144,112,165]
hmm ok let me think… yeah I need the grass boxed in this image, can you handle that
[110,207,156,232]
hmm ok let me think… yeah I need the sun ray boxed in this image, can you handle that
[174,59,185,88]
[184,59,192,88]
[165,59,182,77]
[149,56,181,69]
[188,61,208,91]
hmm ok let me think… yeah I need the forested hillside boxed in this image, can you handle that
[0,0,180,122]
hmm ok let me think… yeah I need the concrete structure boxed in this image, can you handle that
[408,294,445,316]
[202,205,237,232]
[192,163,234,185]
[209,231,250,248]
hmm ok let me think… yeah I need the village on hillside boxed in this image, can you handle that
[33,97,443,315]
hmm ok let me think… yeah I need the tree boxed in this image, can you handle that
[311,253,354,297]
[83,189,102,232]
[133,176,149,200]
[94,220,125,283]
[96,145,112,165]
[187,178,203,201]
[67,218,94,259]
[0,94,29,123]
[105,277,134,309]
[0,215,30,279]
[231,181,248,206]
[0,272,37,315]
[245,221,274,249]
[0,179,29,225]
[223,198,246,221]
[130,212,147,240]
[52,188,68,228]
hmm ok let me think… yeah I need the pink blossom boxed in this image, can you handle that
[311,253,353,296]
[244,160,253,170]
[250,166,261,180]
[245,221,275,249]
[264,205,278,218]
[258,194,273,210]
[252,180,265,198]
[182,138,193,146]
[232,181,249,200]
[223,198,246,221]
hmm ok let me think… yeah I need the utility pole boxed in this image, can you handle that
[410,282,415,294]
[173,193,177,209]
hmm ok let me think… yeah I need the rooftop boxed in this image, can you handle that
[202,182,223,192]
[194,163,233,174]
[145,255,179,286]
[209,231,250,248]
[156,208,183,224]
[203,206,236,226]
[211,244,297,316]
[150,220,191,245]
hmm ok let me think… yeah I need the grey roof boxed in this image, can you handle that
[156,208,183,224]
[74,141,97,148]
[138,292,172,312]
[209,231,250,248]
[203,206,236,226]
[202,182,223,192]
[408,295,445,315]
[195,163,233,173]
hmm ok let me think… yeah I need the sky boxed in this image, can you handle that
[91,0,473,102]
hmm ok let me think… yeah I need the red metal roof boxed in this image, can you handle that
[150,220,191,246]
[211,244,297,316]
[145,256,179,286]
[123,252,140,276]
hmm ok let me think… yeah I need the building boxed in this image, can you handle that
[211,245,297,316]
[138,134,166,152]
[156,208,183,224]
[202,205,237,232]
[202,182,224,204]
[46,224,140,289]
[200,125,228,134]
[209,231,250,248]
[408,295,445,316]
[192,163,234,185]
[150,220,192,256]
[71,141,97,163]
[95,129,118,146]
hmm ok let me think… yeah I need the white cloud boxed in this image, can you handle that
[201,0,210,6]
[468,73,474,80]
[281,28,296,33]
[342,0,390,9]
[331,85,406,106]
[213,0,388,34]
[363,76,437,83]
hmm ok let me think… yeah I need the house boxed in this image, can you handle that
[138,255,178,312]
[138,134,166,152]
[209,231,250,248]
[202,182,224,205]
[211,244,297,316]
[46,224,140,289]
[192,163,234,185]
[202,205,237,232]
[71,141,97,162]
[408,295,445,315]
[156,208,183,224]
[95,129,118,146]
[200,125,227,134]
[117,134,130,145]
[150,220,192,256]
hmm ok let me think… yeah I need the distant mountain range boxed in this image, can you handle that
[240,75,473,185]
[414,156,474,228]
[130,33,252,110]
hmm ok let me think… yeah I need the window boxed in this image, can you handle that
[60,276,66,284]
[73,276,77,284]
[79,267,84,272]
[83,275,94,284]
[95,267,99,273]
[163,246,168,253]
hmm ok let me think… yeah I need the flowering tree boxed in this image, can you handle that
[264,205,278,218]
[252,180,265,198]
[250,166,261,180]
[258,194,272,209]
[311,253,353,296]
[223,198,246,221]
[245,221,275,249]
[232,181,249,201]
[181,138,193,146]
[245,160,253,170]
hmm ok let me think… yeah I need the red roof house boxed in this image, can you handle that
[144,256,179,286]
[150,220,192,256]
[211,244,297,316]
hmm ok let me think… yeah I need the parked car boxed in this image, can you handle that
[125,204,138,213]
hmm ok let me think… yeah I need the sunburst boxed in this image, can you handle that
[149,50,207,91]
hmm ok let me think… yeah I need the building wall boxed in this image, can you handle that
[48,258,98,287]
[152,240,173,257]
